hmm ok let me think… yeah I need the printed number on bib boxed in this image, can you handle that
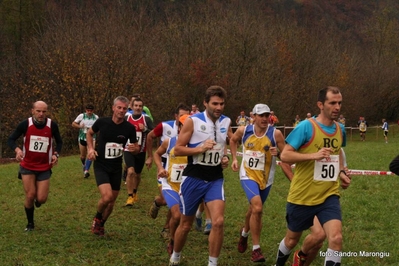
[29,135,49,153]
[170,164,186,183]
[136,131,142,144]
[313,155,339,181]
[243,151,265,170]
[105,142,123,159]
[198,143,223,166]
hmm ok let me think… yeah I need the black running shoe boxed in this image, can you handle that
[25,223,35,232]
[34,200,41,208]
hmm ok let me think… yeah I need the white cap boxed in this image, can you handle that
[252,104,271,115]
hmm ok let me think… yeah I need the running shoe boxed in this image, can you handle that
[292,250,307,266]
[195,217,202,231]
[132,193,139,203]
[91,217,104,236]
[149,201,160,219]
[160,228,171,240]
[84,171,90,178]
[25,223,35,232]
[203,223,212,235]
[125,196,134,206]
[238,227,248,253]
[251,248,266,262]
[34,200,41,208]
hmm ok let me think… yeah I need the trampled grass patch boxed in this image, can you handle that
[0,134,398,265]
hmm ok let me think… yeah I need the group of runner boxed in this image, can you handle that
[7,85,352,266]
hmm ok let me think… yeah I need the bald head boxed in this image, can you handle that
[32,101,48,124]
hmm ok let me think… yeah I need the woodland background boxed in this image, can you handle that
[1,0,399,156]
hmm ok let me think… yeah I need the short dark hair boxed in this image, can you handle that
[317,86,341,103]
[204,85,227,103]
[175,103,190,114]
[132,97,143,105]
[86,104,94,110]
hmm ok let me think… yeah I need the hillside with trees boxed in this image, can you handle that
[1,0,399,156]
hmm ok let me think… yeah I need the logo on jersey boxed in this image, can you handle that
[220,127,226,133]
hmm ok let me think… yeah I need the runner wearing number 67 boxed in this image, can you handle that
[229,103,293,263]
[274,86,351,266]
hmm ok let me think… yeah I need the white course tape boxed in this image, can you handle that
[226,149,395,176]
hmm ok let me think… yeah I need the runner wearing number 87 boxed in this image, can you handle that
[153,114,190,256]
[169,86,233,266]
[229,103,293,263]
[274,86,351,266]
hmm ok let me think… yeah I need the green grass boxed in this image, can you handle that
[0,134,398,265]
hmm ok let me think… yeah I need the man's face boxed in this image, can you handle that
[320,92,342,120]
[255,113,270,128]
[86,109,94,116]
[204,96,225,121]
[191,105,197,111]
[133,100,143,115]
[32,103,48,122]
[240,111,245,116]
[112,100,128,119]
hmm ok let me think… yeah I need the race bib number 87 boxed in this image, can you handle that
[29,135,49,153]
[313,155,339,181]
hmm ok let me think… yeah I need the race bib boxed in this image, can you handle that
[243,150,265,170]
[170,163,187,183]
[313,155,339,181]
[105,142,123,159]
[196,143,223,166]
[136,131,142,144]
[28,135,49,153]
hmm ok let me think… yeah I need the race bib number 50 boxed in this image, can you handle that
[313,155,339,181]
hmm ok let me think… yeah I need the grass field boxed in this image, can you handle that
[0,128,398,266]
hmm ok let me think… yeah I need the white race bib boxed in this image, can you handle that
[28,135,49,153]
[196,143,223,166]
[313,154,339,181]
[170,164,187,183]
[105,142,123,159]
[136,131,142,144]
[243,150,265,170]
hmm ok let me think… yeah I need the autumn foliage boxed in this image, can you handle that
[1,0,399,157]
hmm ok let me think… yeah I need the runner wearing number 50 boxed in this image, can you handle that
[275,86,351,266]
[169,86,233,266]
[86,96,139,236]
[229,103,293,263]
[153,114,190,256]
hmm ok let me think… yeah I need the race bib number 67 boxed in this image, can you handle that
[313,155,339,181]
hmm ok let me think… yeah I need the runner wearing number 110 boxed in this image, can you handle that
[169,86,233,266]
